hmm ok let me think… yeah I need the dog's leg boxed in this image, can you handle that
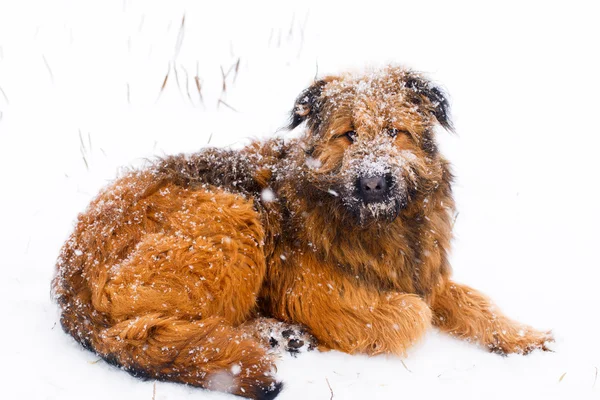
[100,231,264,325]
[431,280,553,354]
[95,186,268,326]
[267,263,432,355]
[291,291,430,355]
[57,187,282,398]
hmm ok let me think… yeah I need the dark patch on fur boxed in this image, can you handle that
[59,310,95,352]
[421,129,438,155]
[253,381,284,400]
[405,76,453,131]
[288,80,327,131]
[79,336,93,352]
[155,148,261,194]
[100,353,153,380]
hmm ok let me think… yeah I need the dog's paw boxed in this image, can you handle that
[240,318,317,355]
[254,320,316,355]
[489,328,554,355]
[267,324,317,355]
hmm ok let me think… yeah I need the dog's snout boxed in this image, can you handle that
[358,175,389,203]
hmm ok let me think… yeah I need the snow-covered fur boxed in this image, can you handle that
[52,66,552,399]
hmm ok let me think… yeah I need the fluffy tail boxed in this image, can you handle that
[56,297,281,399]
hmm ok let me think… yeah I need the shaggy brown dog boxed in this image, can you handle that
[52,66,552,399]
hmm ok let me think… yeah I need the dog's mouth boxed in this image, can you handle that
[359,197,404,224]
[335,180,410,226]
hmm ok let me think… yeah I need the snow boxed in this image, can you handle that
[1,0,600,399]
[305,157,322,169]
[261,188,277,203]
[231,364,242,376]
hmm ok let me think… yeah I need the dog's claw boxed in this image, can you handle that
[281,329,294,339]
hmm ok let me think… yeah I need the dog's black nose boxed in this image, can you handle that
[358,175,389,203]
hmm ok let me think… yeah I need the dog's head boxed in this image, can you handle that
[290,66,453,226]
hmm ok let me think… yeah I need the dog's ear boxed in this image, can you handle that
[405,76,453,132]
[288,79,327,130]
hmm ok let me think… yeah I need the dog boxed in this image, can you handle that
[52,65,552,399]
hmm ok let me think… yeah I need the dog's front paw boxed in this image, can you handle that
[489,328,554,355]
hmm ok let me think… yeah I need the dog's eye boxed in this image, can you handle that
[342,131,357,143]
[388,128,408,138]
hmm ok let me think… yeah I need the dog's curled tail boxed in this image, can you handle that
[55,298,282,399]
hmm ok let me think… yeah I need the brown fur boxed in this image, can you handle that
[52,66,552,399]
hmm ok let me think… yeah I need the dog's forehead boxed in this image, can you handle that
[321,68,419,119]
[320,68,427,133]
[324,68,411,100]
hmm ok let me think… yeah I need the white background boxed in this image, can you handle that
[0,0,599,399]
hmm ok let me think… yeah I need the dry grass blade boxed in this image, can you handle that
[78,129,85,151]
[152,382,156,400]
[452,212,460,228]
[277,28,282,48]
[194,61,204,106]
[219,59,241,89]
[558,372,567,383]
[42,55,54,83]
[217,99,238,112]
[0,85,9,104]
[288,13,295,39]
[325,378,334,400]
[180,65,193,105]
[79,129,89,170]
[194,75,203,104]
[207,132,213,144]
[400,359,412,373]
[156,63,171,102]
[138,14,145,32]
[173,14,186,60]
[220,65,227,93]
[268,28,274,46]
[160,64,171,91]
[224,64,235,78]
[300,12,309,38]
[593,367,598,388]
[233,57,241,83]
[173,64,182,95]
